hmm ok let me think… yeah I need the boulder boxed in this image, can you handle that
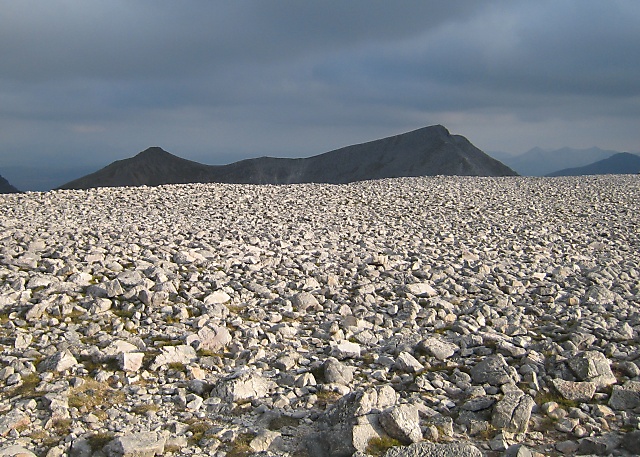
[403,283,437,297]
[203,290,231,305]
[551,379,597,402]
[324,357,354,385]
[568,351,617,388]
[186,325,232,352]
[103,431,166,457]
[393,352,424,373]
[37,349,78,373]
[471,354,517,386]
[418,337,458,360]
[292,292,320,311]
[577,433,622,455]
[212,370,276,402]
[608,381,640,410]
[307,386,398,457]
[0,410,30,437]
[621,430,640,454]
[118,352,144,372]
[492,389,534,433]
[330,341,361,359]
[378,404,422,444]
[149,345,197,370]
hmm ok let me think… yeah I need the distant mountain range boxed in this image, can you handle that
[547,152,640,177]
[59,125,517,189]
[494,147,623,176]
[0,174,20,194]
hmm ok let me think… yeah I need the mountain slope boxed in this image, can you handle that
[60,147,216,189]
[547,152,640,177]
[59,125,517,189]
[500,147,617,176]
[0,174,20,194]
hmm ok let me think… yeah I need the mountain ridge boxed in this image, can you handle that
[59,125,517,190]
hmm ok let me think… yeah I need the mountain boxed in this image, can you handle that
[59,147,216,189]
[59,125,517,190]
[0,174,20,194]
[547,152,640,177]
[499,147,618,176]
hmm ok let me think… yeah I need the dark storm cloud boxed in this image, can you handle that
[1,1,639,190]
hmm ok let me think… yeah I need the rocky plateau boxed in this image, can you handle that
[0,176,639,457]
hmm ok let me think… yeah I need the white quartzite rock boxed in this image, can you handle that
[1,176,640,456]
[149,345,196,370]
[212,370,276,402]
[330,341,361,360]
[203,290,231,304]
[402,283,437,297]
[378,404,422,444]
[37,349,77,373]
[0,410,30,437]
[118,352,144,372]
[418,337,458,360]
[323,357,354,385]
[393,352,424,373]
[186,325,232,352]
[103,431,166,457]
[292,291,319,311]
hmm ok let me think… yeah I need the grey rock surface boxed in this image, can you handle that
[568,351,618,388]
[608,381,640,410]
[492,389,535,433]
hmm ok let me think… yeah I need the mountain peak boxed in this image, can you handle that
[135,147,172,159]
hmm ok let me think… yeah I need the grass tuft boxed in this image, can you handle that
[365,436,402,456]
[226,432,256,457]
[86,432,115,451]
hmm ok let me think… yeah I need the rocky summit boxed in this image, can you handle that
[0,175,639,457]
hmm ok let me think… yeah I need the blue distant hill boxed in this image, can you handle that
[495,147,618,176]
[546,152,640,176]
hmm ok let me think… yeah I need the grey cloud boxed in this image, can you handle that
[1,1,639,190]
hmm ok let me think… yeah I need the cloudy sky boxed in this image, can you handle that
[1,1,639,190]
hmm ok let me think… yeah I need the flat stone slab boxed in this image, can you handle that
[551,378,597,402]
[382,441,482,457]
[103,431,166,457]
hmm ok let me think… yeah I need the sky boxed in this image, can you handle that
[1,1,639,190]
